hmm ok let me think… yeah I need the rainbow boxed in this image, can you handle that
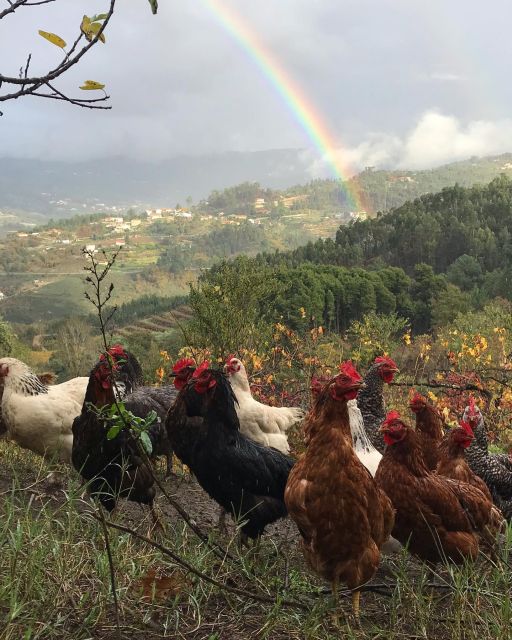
[201,0,369,213]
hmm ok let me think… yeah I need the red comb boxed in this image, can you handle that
[409,391,426,405]
[191,361,217,394]
[172,357,196,373]
[459,420,474,437]
[383,410,402,426]
[375,355,398,368]
[338,360,362,381]
[99,344,126,363]
[225,354,236,364]
[192,361,210,379]
[468,395,478,417]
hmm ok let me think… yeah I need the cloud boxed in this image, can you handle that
[428,72,464,82]
[310,111,512,177]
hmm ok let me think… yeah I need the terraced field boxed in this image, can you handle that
[115,305,192,339]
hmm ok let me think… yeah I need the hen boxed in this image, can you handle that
[463,398,512,520]
[286,362,394,618]
[0,357,88,462]
[165,362,294,543]
[437,420,505,534]
[71,347,168,514]
[356,356,399,453]
[224,355,304,454]
[409,391,444,470]
[311,375,382,477]
[109,345,178,476]
[376,411,492,564]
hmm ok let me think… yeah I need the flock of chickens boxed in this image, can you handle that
[1,349,512,620]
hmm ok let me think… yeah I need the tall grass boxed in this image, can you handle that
[0,439,511,639]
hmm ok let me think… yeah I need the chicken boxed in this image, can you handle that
[0,357,88,462]
[108,345,178,476]
[462,398,512,520]
[376,411,493,564]
[311,375,382,477]
[356,355,399,453]
[409,391,444,470]
[224,355,304,454]
[71,347,168,514]
[286,362,394,618]
[165,362,294,543]
[437,420,505,534]
[0,371,56,438]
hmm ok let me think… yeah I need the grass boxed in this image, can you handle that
[1,438,511,639]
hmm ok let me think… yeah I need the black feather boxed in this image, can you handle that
[165,369,294,539]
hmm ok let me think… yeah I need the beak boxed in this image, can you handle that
[378,423,390,433]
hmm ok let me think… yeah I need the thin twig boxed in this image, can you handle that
[97,505,121,639]
[93,514,310,611]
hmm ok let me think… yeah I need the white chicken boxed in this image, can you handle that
[224,356,304,454]
[0,357,88,463]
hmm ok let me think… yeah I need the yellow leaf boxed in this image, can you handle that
[38,30,67,49]
[80,15,106,43]
[79,80,105,90]
[88,21,106,43]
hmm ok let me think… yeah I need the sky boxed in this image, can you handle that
[1,0,512,177]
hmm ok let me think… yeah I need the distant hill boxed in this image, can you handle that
[0,149,313,225]
[2,151,512,235]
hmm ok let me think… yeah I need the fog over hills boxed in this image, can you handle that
[0,149,313,217]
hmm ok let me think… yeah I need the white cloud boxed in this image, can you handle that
[428,72,463,82]
[310,111,512,177]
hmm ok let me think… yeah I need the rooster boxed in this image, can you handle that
[286,362,394,618]
[376,411,493,564]
[437,420,505,534]
[409,391,444,470]
[71,347,169,515]
[356,356,399,453]
[463,398,512,520]
[224,356,304,454]
[0,357,88,462]
[165,362,294,544]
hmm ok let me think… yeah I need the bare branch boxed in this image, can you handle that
[0,0,116,112]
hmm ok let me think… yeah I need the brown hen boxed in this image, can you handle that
[437,421,505,534]
[410,391,444,470]
[285,361,394,618]
[376,411,493,564]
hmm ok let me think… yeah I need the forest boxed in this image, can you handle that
[195,176,512,336]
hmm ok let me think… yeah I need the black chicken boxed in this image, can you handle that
[165,363,294,543]
[71,347,174,514]
[110,345,177,476]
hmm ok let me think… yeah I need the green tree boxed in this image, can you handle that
[188,257,281,359]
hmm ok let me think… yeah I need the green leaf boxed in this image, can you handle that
[145,410,158,427]
[139,431,153,455]
[148,0,158,15]
[107,424,122,440]
[91,13,109,21]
